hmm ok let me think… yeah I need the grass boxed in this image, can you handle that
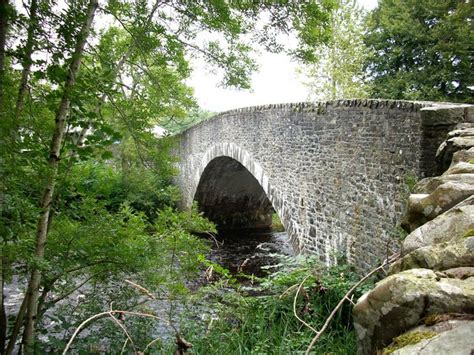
[169,258,373,354]
[404,173,418,193]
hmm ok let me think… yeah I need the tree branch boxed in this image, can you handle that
[304,253,399,355]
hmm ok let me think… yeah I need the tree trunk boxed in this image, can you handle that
[21,0,98,352]
[4,293,27,355]
[0,0,9,107]
[14,0,38,120]
[0,2,10,354]
[0,248,6,355]
[46,0,162,243]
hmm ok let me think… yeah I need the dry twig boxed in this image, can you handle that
[108,315,136,353]
[125,279,156,300]
[304,254,399,355]
[62,310,169,354]
[279,284,298,299]
[293,275,318,334]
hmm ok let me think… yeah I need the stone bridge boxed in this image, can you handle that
[173,100,472,271]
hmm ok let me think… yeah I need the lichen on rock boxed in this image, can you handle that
[353,268,474,354]
[389,238,474,274]
[403,196,474,253]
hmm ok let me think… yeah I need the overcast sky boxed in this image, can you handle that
[188,0,378,113]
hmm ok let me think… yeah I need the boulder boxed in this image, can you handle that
[447,127,474,138]
[354,121,474,355]
[436,124,474,171]
[413,174,474,194]
[389,238,474,274]
[390,321,474,355]
[443,161,474,175]
[353,269,474,355]
[421,106,472,127]
[403,181,474,231]
[444,267,474,280]
[450,147,474,168]
[403,196,474,253]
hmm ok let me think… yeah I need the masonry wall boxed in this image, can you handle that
[174,100,472,272]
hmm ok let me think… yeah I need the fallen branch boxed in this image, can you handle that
[120,338,129,355]
[304,254,399,355]
[175,333,193,354]
[62,310,169,354]
[205,231,221,248]
[143,336,161,354]
[293,275,318,334]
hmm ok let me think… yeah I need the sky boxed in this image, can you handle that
[188,0,378,113]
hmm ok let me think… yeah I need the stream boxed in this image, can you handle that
[207,231,293,279]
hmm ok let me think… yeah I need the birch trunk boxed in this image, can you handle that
[14,0,38,120]
[0,1,10,353]
[21,0,98,352]
[0,0,8,102]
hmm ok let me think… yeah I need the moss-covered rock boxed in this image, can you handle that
[444,161,474,175]
[389,322,474,355]
[403,196,474,253]
[450,147,474,168]
[443,267,474,280]
[355,123,474,355]
[414,173,474,194]
[464,229,474,238]
[389,237,474,274]
[353,269,474,354]
[382,331,437,354]
[436,124,474,171]
[404,181,474,231]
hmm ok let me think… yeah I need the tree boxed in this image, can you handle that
[0,0,10,106]
[365,0,473,103]
[1,0,337,352]
[21,0,99,351]
[302,0,371,101]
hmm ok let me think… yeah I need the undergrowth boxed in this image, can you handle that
[168,255,375,354]
[59,253,376,354]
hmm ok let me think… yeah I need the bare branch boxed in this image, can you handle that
[63,310,170,354]
[124,279,156,300]
[304,253,400,355]
[108,313,136,354]
[293,275,318,334]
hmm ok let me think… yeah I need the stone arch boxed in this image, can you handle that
[191,143,291,239]
[175,101,472,272]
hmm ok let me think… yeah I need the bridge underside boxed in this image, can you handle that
[194,156,274,233]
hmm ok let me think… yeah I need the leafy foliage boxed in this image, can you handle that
[0,0,338,351]
[302,0,371,101]
[36,200,215,353]
[162,108,215,134]
[365,0,473,103]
